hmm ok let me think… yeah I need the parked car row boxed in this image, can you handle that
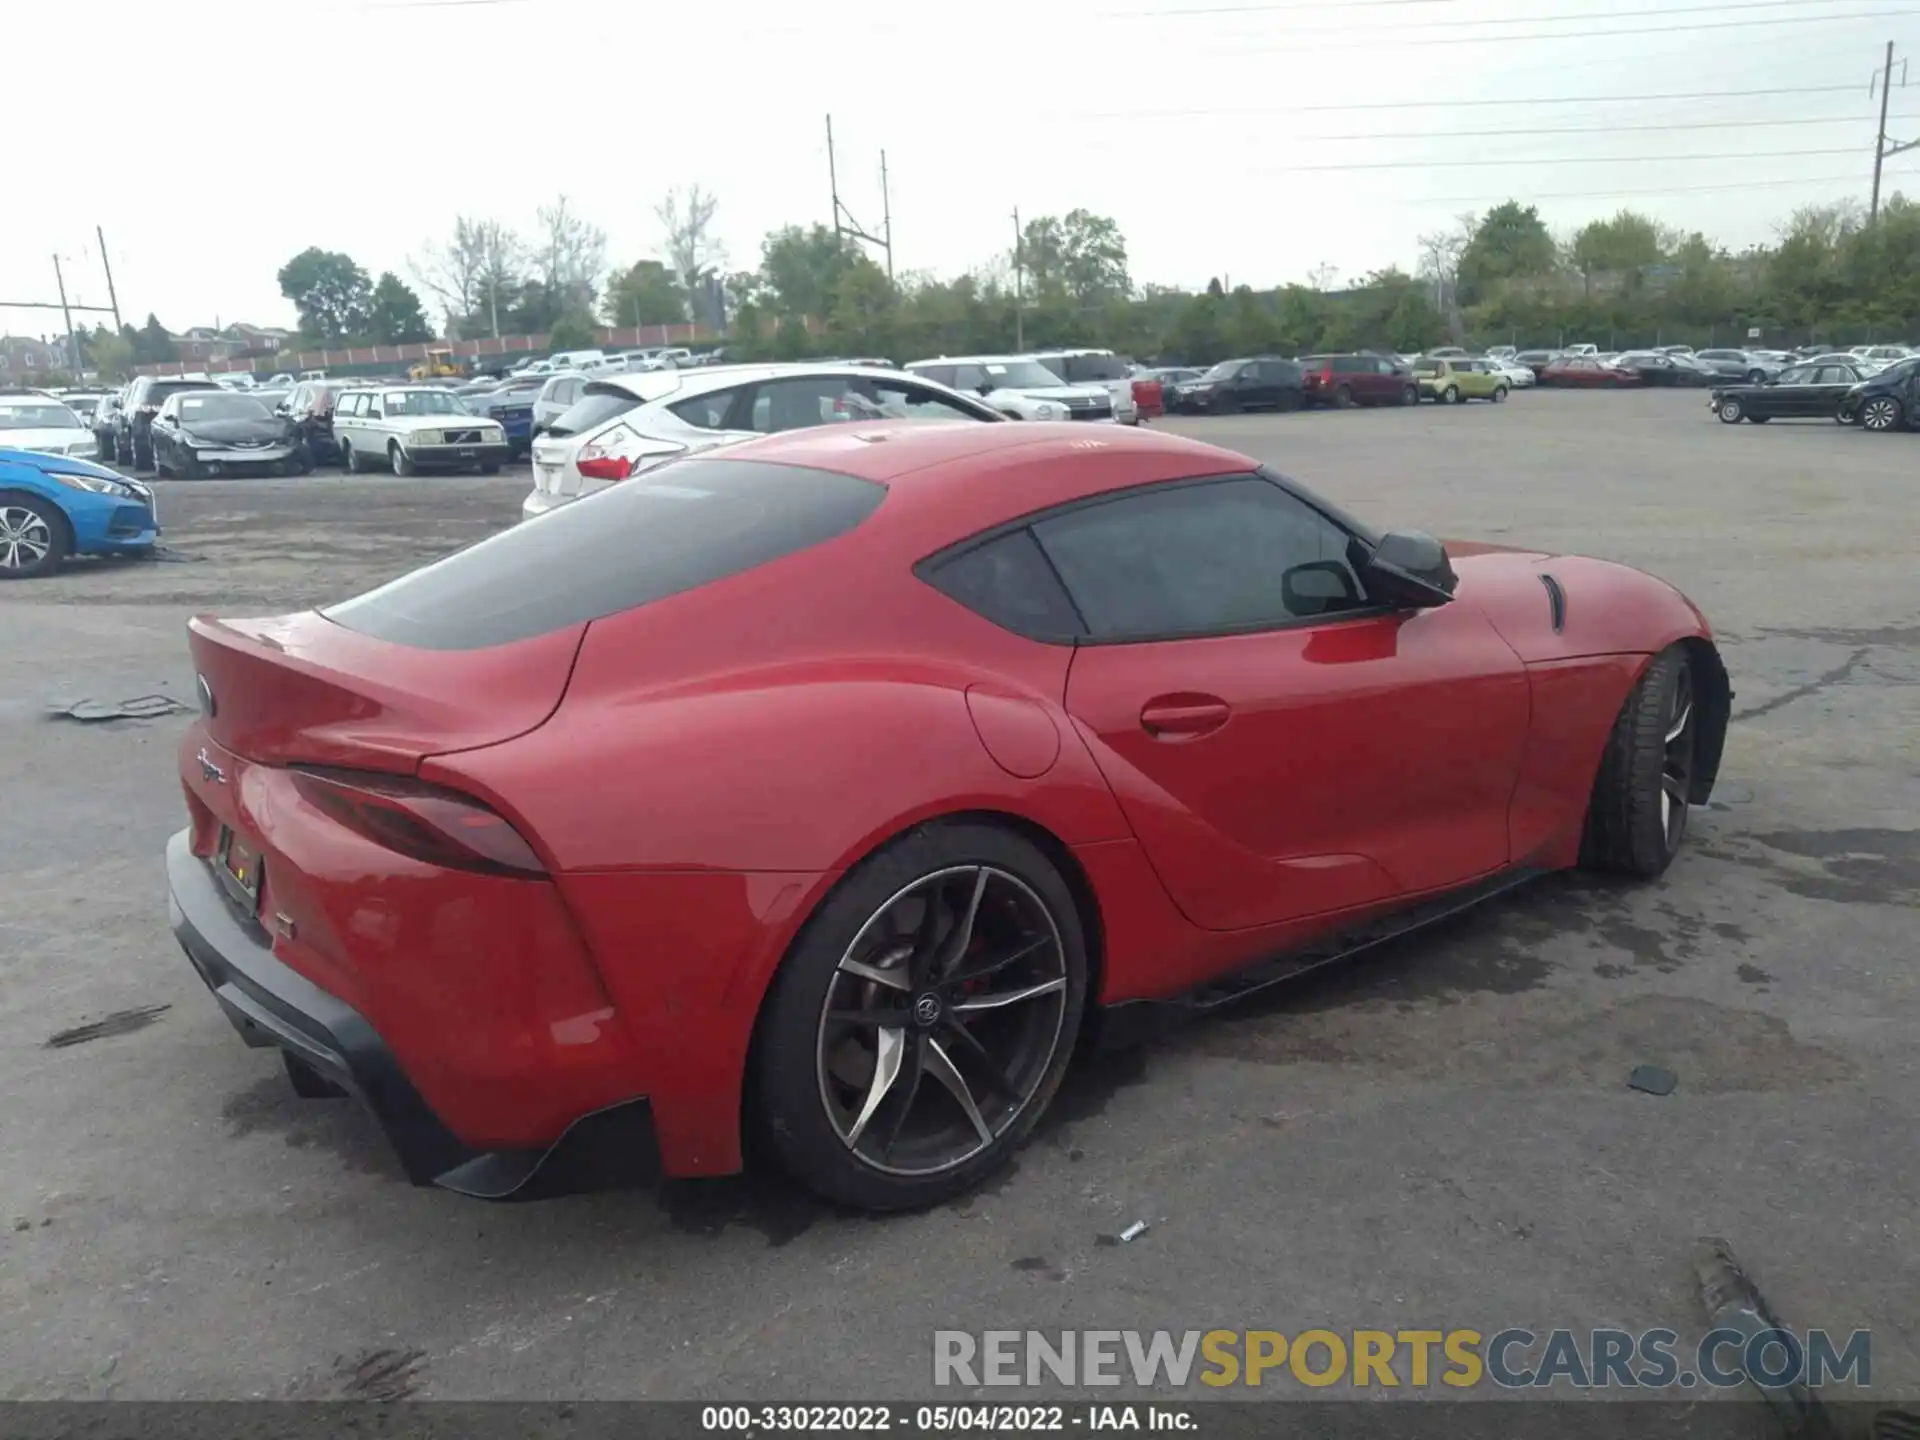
[1713,353,1920,432]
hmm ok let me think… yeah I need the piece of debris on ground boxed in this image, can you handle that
[47,695,190,723]
[45,1005,172,1050]
[1629,1063,1679,1096]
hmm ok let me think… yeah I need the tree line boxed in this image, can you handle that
[64,184,1920,383]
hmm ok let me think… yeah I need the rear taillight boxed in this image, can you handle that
[292,767,546,877]
[576,453,633,482]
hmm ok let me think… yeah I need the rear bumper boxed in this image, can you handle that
[520,487,576,520]
[165,829,660,1199]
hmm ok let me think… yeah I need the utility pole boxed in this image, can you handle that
[1871,40,1915,223]
[96,225,123,332]
[52,255,79,376]
[826,114,894,274]
[1012,208,1024,351]
[879,150,893,282]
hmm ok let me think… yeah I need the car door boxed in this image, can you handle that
[1763,365,1814,417]
[1809,365,1855,415]
[1049,474,1532,933]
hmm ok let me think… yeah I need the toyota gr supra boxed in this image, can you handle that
[166,422,1731,1210]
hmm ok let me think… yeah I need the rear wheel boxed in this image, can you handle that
[1441,385,1461,405]
[1749,415,1770,424]
[341,442,359,473]
[1402,383,1420,406]
[0,494,70,579]
[1582,647,1696,879]
[288,445,315,477]
[1334,384,1355,409]
[1492,385,1509,403]
[752,820,1088,1211]
[1716,398,1745,424]
[1746,369,1767,384]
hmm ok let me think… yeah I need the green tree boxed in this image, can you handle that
[1019,209,1130,306]
[758,224,859,321]
[90,331,136,380]
[1457,201,1558,301]
[133,314,176,363]
[604,260,689,326]
[546,312,596,351]
[367,273,434,344]
[277,248,374,343]
[1569,210,1665,291]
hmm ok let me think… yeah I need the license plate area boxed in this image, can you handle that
[214,826,263,914]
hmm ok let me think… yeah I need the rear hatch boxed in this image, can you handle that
[188,610,585,773]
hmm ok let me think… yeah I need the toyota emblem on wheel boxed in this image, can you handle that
[913,994,941,1025]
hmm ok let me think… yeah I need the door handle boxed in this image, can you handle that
[1139,696,1231,738]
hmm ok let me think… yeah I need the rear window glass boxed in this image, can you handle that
[323,459,886,650]
[547,384,641,438]
[1056,355,1128,383]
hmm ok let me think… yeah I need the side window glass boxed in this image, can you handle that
[951,365,990,393]
[1032,477,1368,640]
[869,380,987,422]
[669,389,739,430]
[748,376,862,433]
[923,530,1085,641]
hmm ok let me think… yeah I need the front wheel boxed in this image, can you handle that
[390,444,415,477]
[1717,398,1745,424]
[752,821,1088,1211]
[1860,396,1903,431]
[0,495,70,579]
[1492,385,1508,403]
[1582,647,1696,879]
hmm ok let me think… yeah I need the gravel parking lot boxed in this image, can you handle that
[2,389,1915,1405]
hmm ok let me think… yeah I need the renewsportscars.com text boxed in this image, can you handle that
[932,1327,1871,1391]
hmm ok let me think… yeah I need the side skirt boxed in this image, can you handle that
[1090,865,1548,1052]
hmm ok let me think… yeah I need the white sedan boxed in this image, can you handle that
[1487,357,1536,388]
[0,394,97,457]
[523,363,1003,521]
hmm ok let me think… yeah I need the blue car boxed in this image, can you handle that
[0,446,159,579]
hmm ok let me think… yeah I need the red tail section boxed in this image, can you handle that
[186,611,585,773]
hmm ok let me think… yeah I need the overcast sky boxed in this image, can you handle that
[6,0,1919,339]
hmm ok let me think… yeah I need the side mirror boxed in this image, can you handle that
[1359,531,1457,609]
[1281,560,1362,617]
[977,382,995,396]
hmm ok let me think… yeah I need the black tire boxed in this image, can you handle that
[152,442,173,479]
[1716,398,1744,424]
[752,820,1089,1211]
[480,462,501,475]
[1441,385,1461,405]
[0,492,73,579]
[1860,395,1903,432]
[389,443,415,477]
[1582,647,1697,879]
[1214,391,1240,415]
[1749,415,1770,424]
[290,444,315,477]
[1746,370,1767,384]
[115,436,133,467]
[1402,384,1420,406]
[1333,384,1355,409]
[131,434,153,472]
[95,433,114,463]
[1492,385,1508,403]
[341,442,359,473]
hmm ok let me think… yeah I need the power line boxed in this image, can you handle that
[1175,10,1920,53]
[1123,0,1883,20]
[1269,147,1874,171]
[1065,82,1873,121]
[1172,113,1920,142]
[1402,166,1918,205]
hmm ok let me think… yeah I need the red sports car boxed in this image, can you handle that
[1541,356,1643,388]
[167,422,1730,1211]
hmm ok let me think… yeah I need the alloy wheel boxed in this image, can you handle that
[1660,667,1695,854]
[1864,397,1899,431]
[815,864,1069,1178]
[0,506,52,573]
[1718,400,1744,423]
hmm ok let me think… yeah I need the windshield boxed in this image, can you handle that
[982,361,1069,390]
[380,390,470,416]
[1201,361,1244,381]
[0,402,83,430]
[177,393,273,422]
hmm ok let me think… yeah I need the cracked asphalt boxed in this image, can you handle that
[1,390,1914,1409]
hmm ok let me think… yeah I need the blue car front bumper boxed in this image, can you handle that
[69,485,160,555]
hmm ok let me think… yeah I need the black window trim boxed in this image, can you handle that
[914,468,1396,648]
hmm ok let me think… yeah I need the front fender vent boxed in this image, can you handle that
[1539,572,1567,633]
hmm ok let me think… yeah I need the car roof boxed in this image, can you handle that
[592,362,918,404]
